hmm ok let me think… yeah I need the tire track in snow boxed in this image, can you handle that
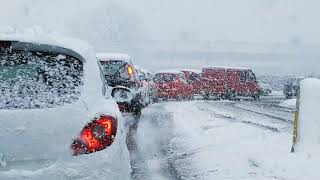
[126,117,152,180]
[233,105,293,123]
[126,104,183,180]
[196,101,292,133]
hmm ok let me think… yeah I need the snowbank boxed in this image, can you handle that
[279,99,297,109]
[160,100,320,179]
[296,78,320,153]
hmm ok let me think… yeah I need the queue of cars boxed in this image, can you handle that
[153,67,263,101]
[96,52,266,112]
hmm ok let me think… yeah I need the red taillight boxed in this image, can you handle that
[71,115,118,156]
[97,116,113,136]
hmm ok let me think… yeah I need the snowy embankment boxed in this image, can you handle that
[279,99,297,109]
[159,100,320,180]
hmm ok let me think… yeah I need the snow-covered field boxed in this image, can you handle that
[128,96,320,180]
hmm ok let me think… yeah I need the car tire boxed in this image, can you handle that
[285,94,292,99]
[133,107,142,118]
[153,97,159,103]
[203,93,209,100]
[252,94,260,101]
[226,92,236,101]
[189,94,195,101]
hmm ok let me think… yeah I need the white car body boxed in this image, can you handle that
[0,32,130,180]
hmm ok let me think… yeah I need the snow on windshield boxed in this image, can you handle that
[0,48,83,109]
[99,60,128,77]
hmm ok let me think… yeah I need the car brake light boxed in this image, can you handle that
[71,115,118,156]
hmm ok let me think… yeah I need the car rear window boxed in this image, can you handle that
[99,60,129,79]
[0,48,83,109]
[154,73,176,83]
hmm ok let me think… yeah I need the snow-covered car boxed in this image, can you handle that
[134,67,158,104]
[134,65,151,107]
[283,77,304,99]
[259,82,273,96]
[0,38,130,180]
[97,53,144,117]
[144,71,158,103]
[180,69,203,95]
[154,70,194,100]
[201,67,261,100]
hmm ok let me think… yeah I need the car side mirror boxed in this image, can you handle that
[102,84,111,99]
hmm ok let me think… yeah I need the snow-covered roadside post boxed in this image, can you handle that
[291,78,320,153]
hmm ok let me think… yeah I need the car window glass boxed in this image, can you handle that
[189,73,199,81]
[178,74,187,83]
[99,60,129,80]
[0,48,83,109]
[248,71,256,81]
[239,71,247,82]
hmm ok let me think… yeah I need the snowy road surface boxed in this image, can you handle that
[126,96,320,180]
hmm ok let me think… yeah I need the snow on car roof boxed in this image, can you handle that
[134,65,141,70]
[96,53,131,62]
[203,66,250,70]
[156,69,201,74]
[140,68,151,74]
[179,69,202,73]
[0,26,92,63]
[156,69,185,74]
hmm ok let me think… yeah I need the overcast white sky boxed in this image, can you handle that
[0,0,319,74]
[116,0,319,45]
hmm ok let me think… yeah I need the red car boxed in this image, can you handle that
[154,70,193,100]
[201,67,261,100]
[180,69,203,95]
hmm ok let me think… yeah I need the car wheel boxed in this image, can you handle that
[285,94,292,99]
[226,92,236,101]
[189,94,195,101]
[153,97,159,103]
[252,94,260,101]
[133,107,142,118]
[203,93,209,100]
